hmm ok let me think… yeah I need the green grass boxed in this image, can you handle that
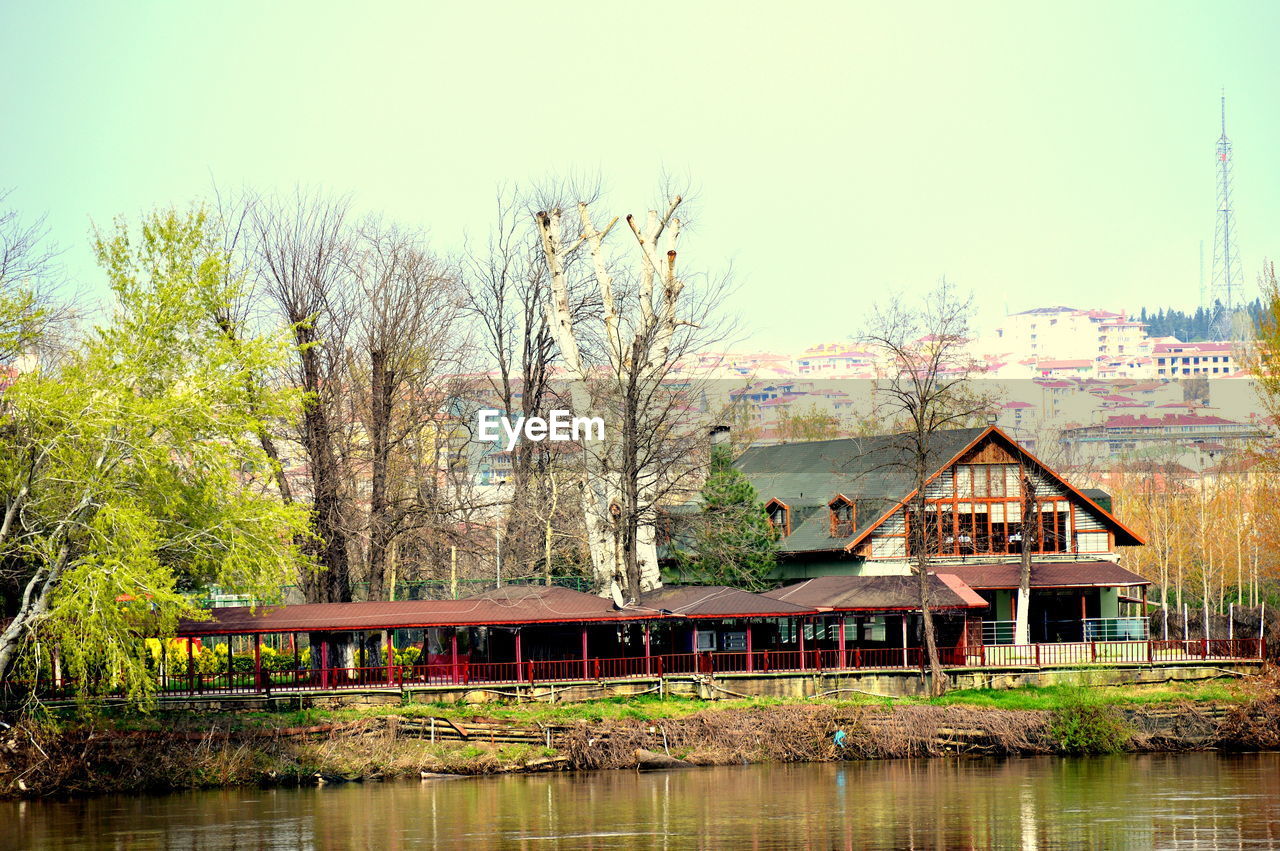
[917,679,1244,711]
[49,676,1250,735]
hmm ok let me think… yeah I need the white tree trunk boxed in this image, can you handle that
[532,201,683,604]
[1014,587,1031,646]
[534,208,626,603]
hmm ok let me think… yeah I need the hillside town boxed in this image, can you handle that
[661,306,1269,473]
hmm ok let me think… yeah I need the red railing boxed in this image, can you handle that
[8,638,1263,702]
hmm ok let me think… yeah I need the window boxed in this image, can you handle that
[905,463,1080,558]
[829,497,855,537]
[766,500,790,536]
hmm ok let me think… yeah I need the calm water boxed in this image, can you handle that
[3,752,1279,849]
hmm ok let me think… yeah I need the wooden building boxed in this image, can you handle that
[681,425,1151,644]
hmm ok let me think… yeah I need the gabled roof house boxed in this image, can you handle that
[696,425,1151,643]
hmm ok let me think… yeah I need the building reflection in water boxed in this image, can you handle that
[4,752,1280,848]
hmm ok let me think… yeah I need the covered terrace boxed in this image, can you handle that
[761,574,989,667]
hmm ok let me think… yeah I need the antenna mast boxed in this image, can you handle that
[1208,90,1243,339]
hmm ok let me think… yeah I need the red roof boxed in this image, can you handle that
[632,586,814,619]
[1102,413,1241,428]
[177,586,648,636]
[942,561,1150,590]
[761,574,986,611]
[1153,341,1235,354]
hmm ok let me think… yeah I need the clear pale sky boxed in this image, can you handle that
[2,1,1277,351]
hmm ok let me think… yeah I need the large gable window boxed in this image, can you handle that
[765,499,791,537]
[906,462,1081,557]
[829,496,855,537]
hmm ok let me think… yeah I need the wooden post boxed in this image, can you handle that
[799,618,806,670]
[386,630,395,686]
[187,638,195,694]
[451,629,460,684]
[643,623,652,676]
[515,629,524,682]
[321,639,330,690]
[253,634,262,693]
[901,615,908,668]
[227,636,234,691]
[293,637,301,687]
[581,625,589,679]
[838,618,846,669]
[746,624,754,672]
[1080,591,1088,642]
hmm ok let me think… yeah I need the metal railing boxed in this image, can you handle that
[1082,617,1149,641]
[983,620,1016,645]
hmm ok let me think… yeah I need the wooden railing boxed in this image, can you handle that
[9,638,1264,701]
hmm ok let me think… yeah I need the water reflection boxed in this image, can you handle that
[4,752,1279,849]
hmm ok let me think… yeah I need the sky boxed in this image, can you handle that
[1,1,1277,352]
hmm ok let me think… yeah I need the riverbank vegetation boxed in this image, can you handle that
[3,673,1277,798]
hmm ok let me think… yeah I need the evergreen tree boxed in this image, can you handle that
[673,445,777,590]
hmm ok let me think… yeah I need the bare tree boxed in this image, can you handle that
[250,189,356,605]
[462,188,586,579]
[347,218,467,600]
[1014,460,1042,646]
[532,194,729,603]
[864,279,991,696]
[0,190,72,367]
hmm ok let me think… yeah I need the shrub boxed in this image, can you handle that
[395,646,422,667]
[1047,686,1132,754]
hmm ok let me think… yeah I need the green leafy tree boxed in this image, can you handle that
[673,445,777,590]
[0,208,310,704]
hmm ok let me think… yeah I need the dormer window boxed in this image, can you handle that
[829,495,855,537]
[765,499,791,537]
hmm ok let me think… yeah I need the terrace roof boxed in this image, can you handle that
[176,586,649,636]
[631,585,815,619]
[940,560,1151,590]
[760,574,987,611]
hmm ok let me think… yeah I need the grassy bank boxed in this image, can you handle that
[2,674,1275,799]
[89,674,1249,733]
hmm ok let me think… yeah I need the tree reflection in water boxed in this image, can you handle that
[5,752,1280,849]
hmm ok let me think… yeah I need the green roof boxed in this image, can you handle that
[733,428,988,553]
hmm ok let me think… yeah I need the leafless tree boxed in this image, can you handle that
[0,190,73,367]
[250,189,356,605]
[462,187,590,579]
[532,192,731,603]
[864,279,992,696]
[346,217,468,600]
